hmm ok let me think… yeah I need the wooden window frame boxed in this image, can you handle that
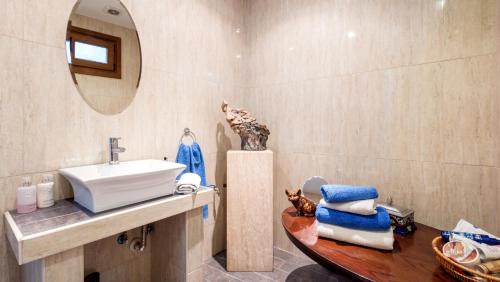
[67,23,121,79]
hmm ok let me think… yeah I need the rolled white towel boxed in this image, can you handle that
[316,221,394,250]
[176,173,201,194]
[319,198,377,215]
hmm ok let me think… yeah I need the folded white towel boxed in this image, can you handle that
[176,173,201,194]
[319,198,377,215]
[316,221,394,250]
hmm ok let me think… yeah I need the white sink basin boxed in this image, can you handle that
[59,159,186,213]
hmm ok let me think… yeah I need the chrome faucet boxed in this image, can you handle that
[109,137,126,165]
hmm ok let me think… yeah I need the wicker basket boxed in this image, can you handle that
[432,237,500,282]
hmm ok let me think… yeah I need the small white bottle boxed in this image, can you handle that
[37,174,55,208]
[17,176,37,214]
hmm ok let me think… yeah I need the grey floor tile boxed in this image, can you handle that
[254,268,290,282]
[204,264,242,282]
[206,256,227,271]
[203,276,241,282]
[273,248,295,261]
[203,247,354,282]
[287,265,355,282]
[279,261,303,273]
[288,255,315,267]
[273,257,286,270]
[227,271,275,282]
[202,265,224,281]
[215,277,242,282]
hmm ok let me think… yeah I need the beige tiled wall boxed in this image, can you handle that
[2,0,500,278]
[0,0,244,281]
[243,0,500,255]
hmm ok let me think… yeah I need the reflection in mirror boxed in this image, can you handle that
[66,0,141,115]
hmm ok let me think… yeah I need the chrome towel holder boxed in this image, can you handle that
[177,128,221,196]
[179,128,196,145]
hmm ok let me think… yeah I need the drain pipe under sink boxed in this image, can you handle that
[129,224,153,252]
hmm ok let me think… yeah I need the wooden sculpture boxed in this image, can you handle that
[221,100,270,151]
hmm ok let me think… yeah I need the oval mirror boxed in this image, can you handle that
[66,0,141,115]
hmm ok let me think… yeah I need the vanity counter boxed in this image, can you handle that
[4,188,213,265]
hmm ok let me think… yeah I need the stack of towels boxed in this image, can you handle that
[315,185,394,250]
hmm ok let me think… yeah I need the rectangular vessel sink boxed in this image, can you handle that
[59,159,186,213]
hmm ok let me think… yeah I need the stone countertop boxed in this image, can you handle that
[4,188,214,265]
[10,200,91,236]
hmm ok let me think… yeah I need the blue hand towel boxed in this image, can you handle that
[315,205,391,231]
[320,185,378,203]
[175,142,208,219]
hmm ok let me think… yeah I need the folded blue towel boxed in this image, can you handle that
[315,205,391,231]
[175,142,208,219]
[320,185,378,203]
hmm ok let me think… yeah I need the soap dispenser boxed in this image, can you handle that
[17,176,37,214]
[37,174,55,208]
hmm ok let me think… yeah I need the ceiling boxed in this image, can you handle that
[74,0,136,30]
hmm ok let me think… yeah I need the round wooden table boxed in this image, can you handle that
[282,207,455,282]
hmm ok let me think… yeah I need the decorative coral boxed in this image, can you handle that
[221,100,270,151]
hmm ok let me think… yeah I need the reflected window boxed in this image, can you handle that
[74,42,108,64]
[66,22,121,79]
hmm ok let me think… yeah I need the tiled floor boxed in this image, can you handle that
[203,247,355,282]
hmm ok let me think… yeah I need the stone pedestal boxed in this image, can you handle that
[226,150,273,272]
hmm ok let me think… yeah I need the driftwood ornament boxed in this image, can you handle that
[221,100,270,151]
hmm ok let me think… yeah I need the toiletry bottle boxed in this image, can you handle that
[17,176,37,214]
[37,174,55,208]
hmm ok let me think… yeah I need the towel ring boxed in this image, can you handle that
[179,128,196,145]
